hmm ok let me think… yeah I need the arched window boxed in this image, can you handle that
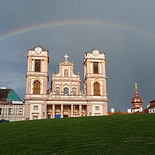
[56,87,60,95]
[64,69,68,77]
[94,82,100,96]
[33,80,40,94]
[72,88,76,95]
[64,87,69,95]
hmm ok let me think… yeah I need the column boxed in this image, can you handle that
[32,59,34,72]
[52,104,55,118]
[24,101,30,120]
[100,62,102,74]
[79,105,82,116]
[103,102,108,115]
[87,61,90,74]
[90,61,92,73]
[87,105,90,116]
[70,83,72,95]
[102,61,105,75]
[42,59,44,72]
[102,79,107,96]
[87,80,91,95]
[87,102,92,116]
[84,65,86,77]
[42,101,47,119]
[26,76,32,94]
[71,104,73,117]
[60,66,62,76]
[61,104,63,118]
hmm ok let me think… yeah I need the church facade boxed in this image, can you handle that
[24,46,108,120]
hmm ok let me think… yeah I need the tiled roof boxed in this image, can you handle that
[150,99,155,103]
[0,89,22,103]
[0,89,10,101]
[148,102,155,108]
[108,111,130,115]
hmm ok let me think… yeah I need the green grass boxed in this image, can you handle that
[0,114,155,155]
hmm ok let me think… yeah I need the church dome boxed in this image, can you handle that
[131,94,143,103]
[131,83,143,103]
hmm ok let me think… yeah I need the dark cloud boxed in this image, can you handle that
[0,1,155,111]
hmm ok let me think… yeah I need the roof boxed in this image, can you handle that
[148,102,155,109]
[30,45,48,51]
[0,89,9,101]
[59,60,74,66]
[0,119,10,122]
[149,99,155,103]
[85,49,99,54]
[0,88,23,103]
[133,108,149,114]
[147,99,155,109]
[108,111,130,115]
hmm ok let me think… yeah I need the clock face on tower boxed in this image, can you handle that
[35,47,42,54]
[92,50,99,56]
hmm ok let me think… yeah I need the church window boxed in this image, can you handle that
[94,82,100,96]
[8,108,12,115]
[72,88,76,95]
[56,87,60,95]
[64,87,69,95]
[33,80,40,94]
[35,60,41,72]
[93,62,99,74]
[18,108,23,115]
[95,106,100,111]
[34,106,38,110]
[64,69,68,77]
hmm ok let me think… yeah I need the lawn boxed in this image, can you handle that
[0,113,155,155]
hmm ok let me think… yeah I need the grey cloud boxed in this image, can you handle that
[0,0,155,111]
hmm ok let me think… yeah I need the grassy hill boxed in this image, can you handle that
[0,114,155,155]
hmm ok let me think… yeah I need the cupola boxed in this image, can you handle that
[131,83,143,113]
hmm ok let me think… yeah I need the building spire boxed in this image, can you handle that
[135,83,138,91]
[131,83,143,112]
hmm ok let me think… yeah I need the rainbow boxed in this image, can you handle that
[0,20,155,43]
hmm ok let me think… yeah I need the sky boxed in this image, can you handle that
[0,0,155,111]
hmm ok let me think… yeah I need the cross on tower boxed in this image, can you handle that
[135,83,138,91]
[64,54,69,61]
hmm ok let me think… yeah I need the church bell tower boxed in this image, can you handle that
[83,49,108,116]
[24,46,49,120]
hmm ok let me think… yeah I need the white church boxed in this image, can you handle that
[24,46,108,120]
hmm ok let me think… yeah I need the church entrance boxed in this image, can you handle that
[63,115,68,118]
